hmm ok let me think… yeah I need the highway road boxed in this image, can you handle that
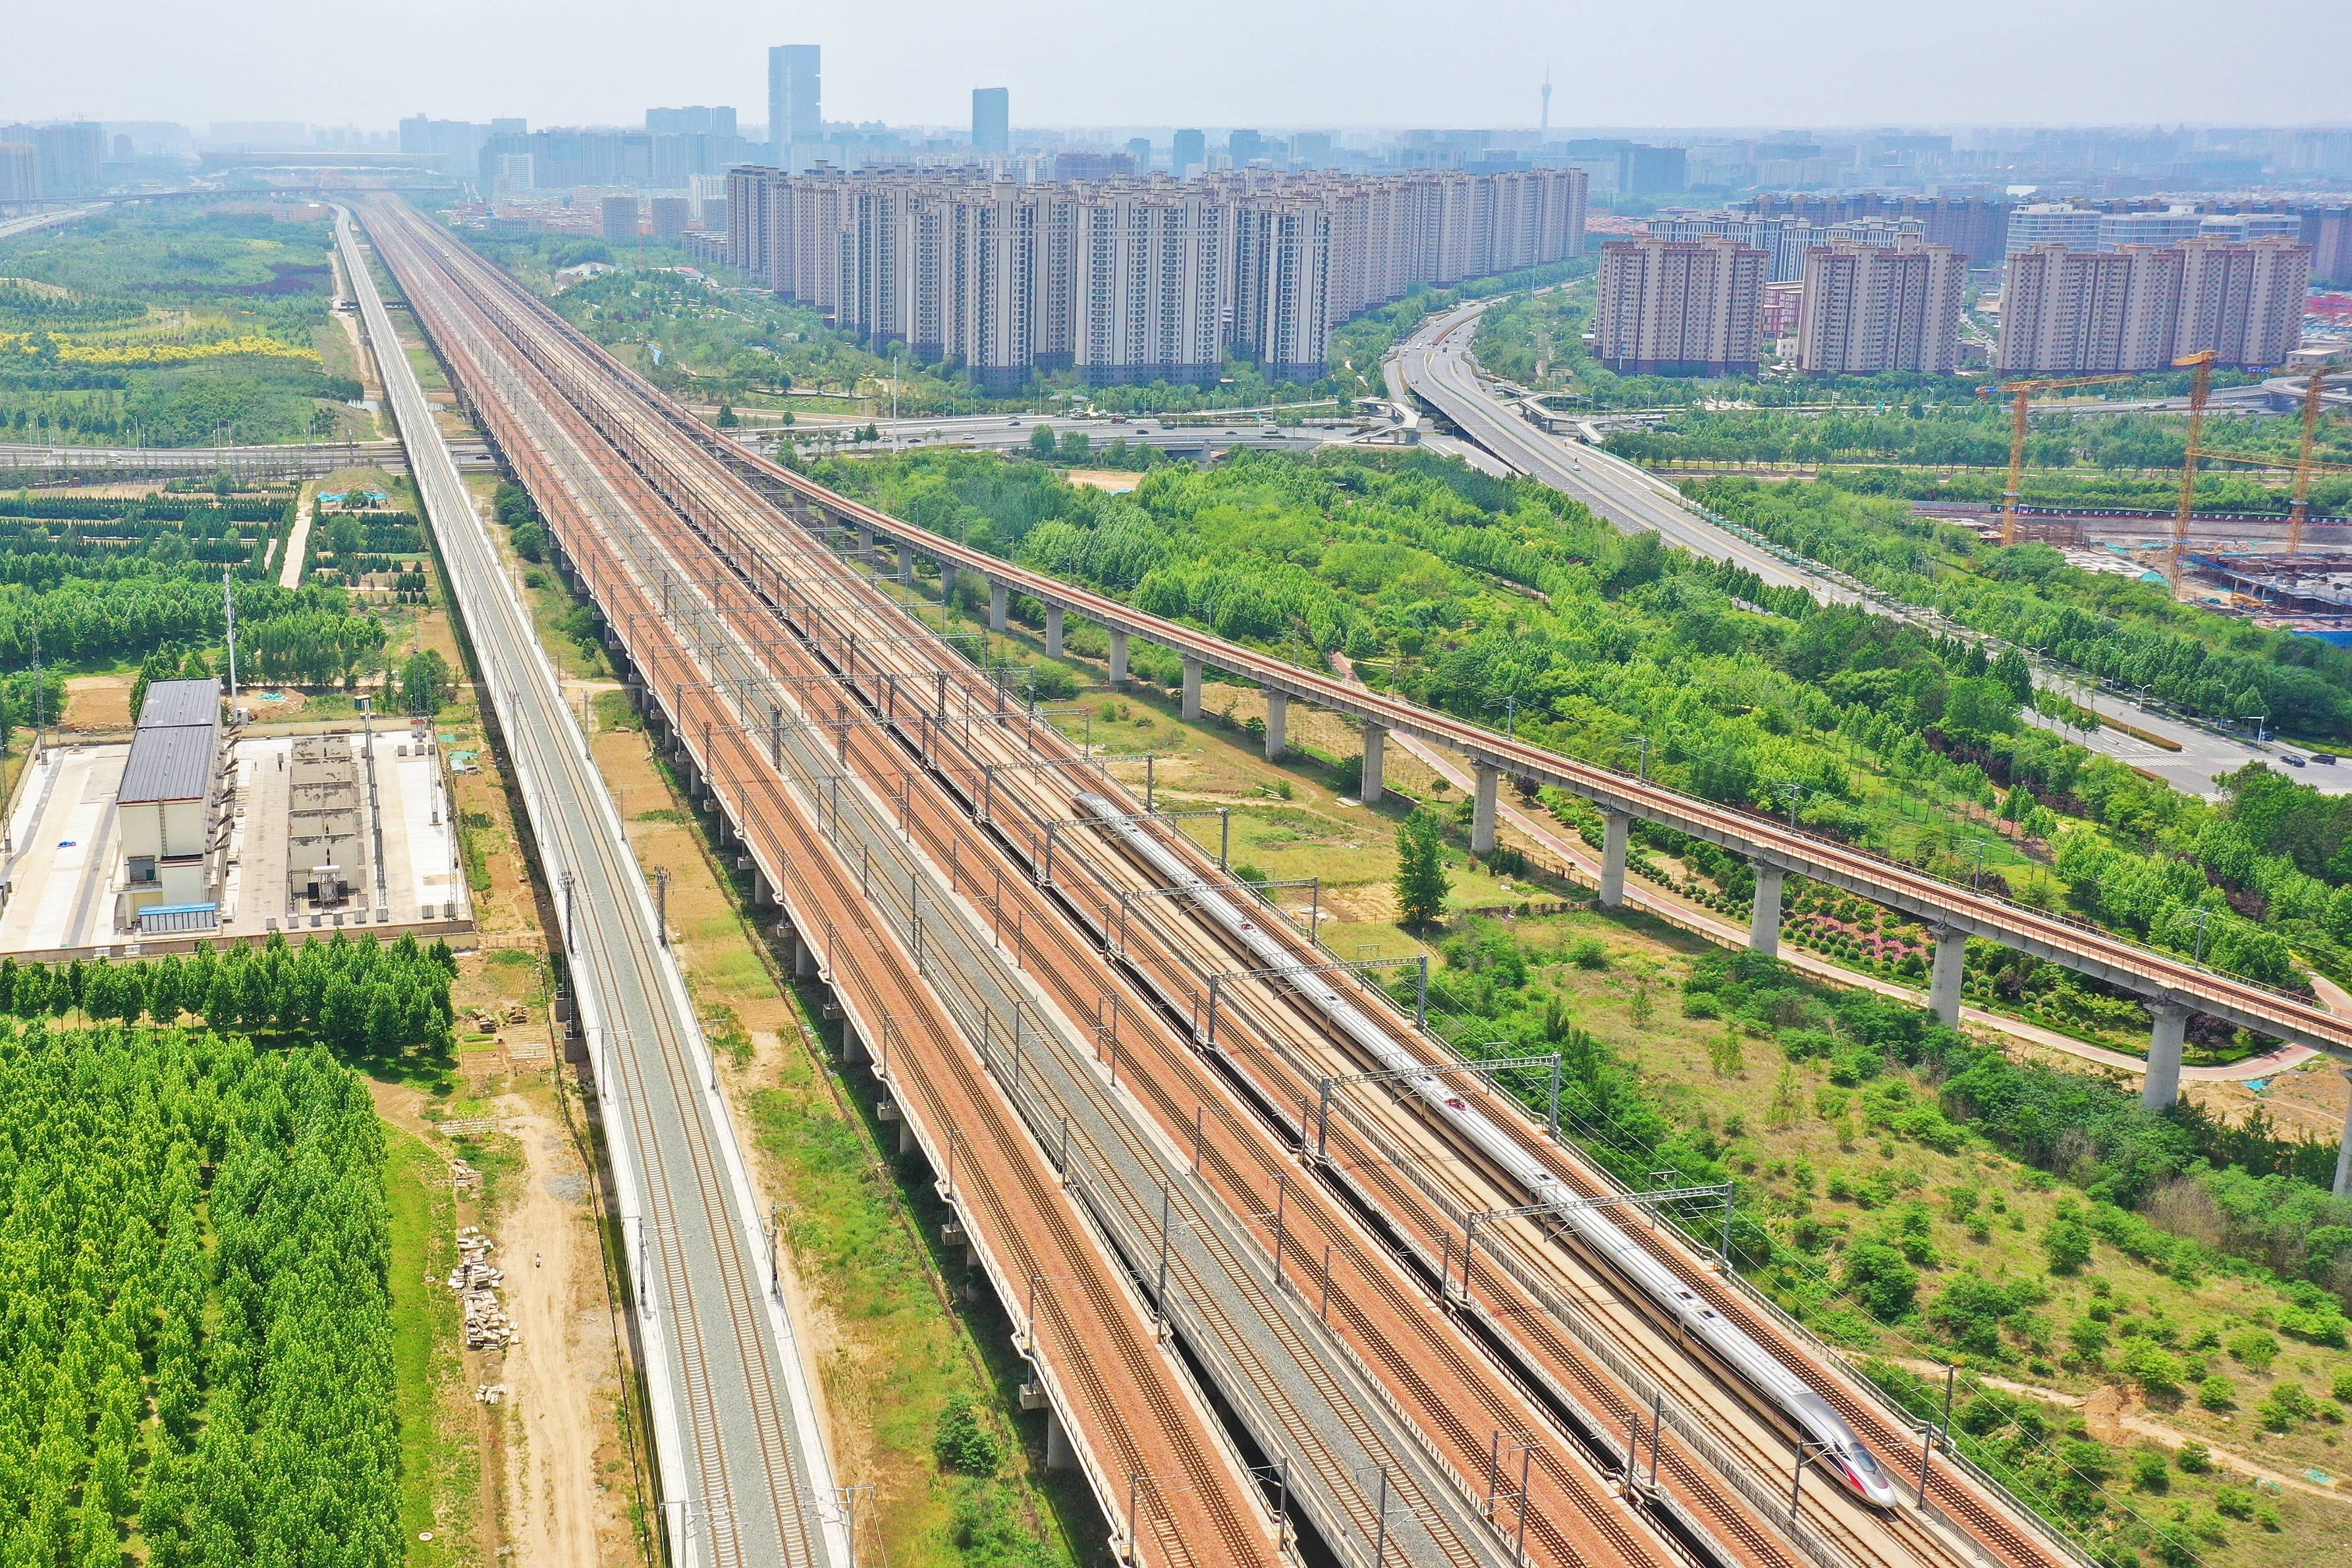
[1390,301,2341,798]
[342,207,851,1568]
[0,203,103,242]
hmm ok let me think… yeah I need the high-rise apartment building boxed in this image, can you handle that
[1172,128,1205,179]
[1741,192,2012,267]
[1998,238,2312,374]
[600,195,640,244]
[2305,208,2352,288]
[2004,204,2100,259]
[648,196,692,241]
[726,165,1584,386]
[398,115,488,176]
[648,105,737,138]
[1795,242,1965,375]
[972,89,1009,155]
[1593,236,1768,376]
[769,45,821,158]
[0,142,40,200]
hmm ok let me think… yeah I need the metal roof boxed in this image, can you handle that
[119,723,216,805]
[136,678,221,730]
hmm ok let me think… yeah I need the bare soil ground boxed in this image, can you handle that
[61,674,132,731]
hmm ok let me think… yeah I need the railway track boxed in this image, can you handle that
[364,191,2090,1568]
[358,197,1714,1568]
[339,208,842,1568]
[357,198,1350,1568]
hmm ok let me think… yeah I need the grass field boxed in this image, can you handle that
[385,1120,479,1566]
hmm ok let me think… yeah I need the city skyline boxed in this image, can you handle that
[6,0,2348,131]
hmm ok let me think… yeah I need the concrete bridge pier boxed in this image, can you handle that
[1928,928,1967,1027]
[1598,811,1631,909]
[1747,863,1785,958]
[1044,1407,1076,1471]
[989,579,1010,633]
[1108,628,1130,688]
[1359,723,1387,805]
[1181,657,1204,722]
[2143,1002,2191,1109]
[1045,603,1065,659]
[939,559,958,603]
[1264,691,1287,759]
[857,526,874,562]
[796,929,820,980]
[2334,1071,2352,1199]
[1470,764,1500,855]
[840,1015,869,1065]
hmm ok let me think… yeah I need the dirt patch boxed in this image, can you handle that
[1062,468,1141,493]
[492,1098,626,1568]
[62,674,132,731]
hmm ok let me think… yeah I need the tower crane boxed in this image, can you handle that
[2288,366,2341,556]
[1978,371,2136,545]
[2168,350,2219,588]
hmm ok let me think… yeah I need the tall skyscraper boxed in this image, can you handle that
[1539,67,1552,140]
[768,45,820,160]
[971,88,1009,155]
[1172,128,1205,179]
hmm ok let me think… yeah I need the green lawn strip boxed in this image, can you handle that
[752,983,1088,1568]
[384,1118,476,1565]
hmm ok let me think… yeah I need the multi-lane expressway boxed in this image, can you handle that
[1389,300,2335,798]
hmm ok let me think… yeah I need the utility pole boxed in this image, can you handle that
[222,566,239,701]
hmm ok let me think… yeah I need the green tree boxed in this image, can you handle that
[396,648,451,715]
[1991,645,2033,705]
[2041,1204,2095,1274]
[1027,425,1058,460]
[1394,809,1451,930]
[715,403,738,428]
[1840,1239,1919,1321]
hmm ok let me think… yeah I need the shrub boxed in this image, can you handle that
[1566,936,1609,971]
[2258,1381,2318,1431]
[2175,1442,2212,1474]
[2130,1449,2170,1492]
[2226,1329,2278,1373]
[1840,1239,1919,1322]
[2114,1339,2185,1399]
[933,1394,1002,1474]
[2041,1205,2095,1275]
[2197,1374,2236,1411]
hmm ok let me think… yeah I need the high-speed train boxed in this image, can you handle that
[1076,792,1900,1508]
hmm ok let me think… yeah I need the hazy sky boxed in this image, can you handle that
[8,0,2348,132]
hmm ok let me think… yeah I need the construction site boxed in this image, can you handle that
[1954,356,2352,628]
